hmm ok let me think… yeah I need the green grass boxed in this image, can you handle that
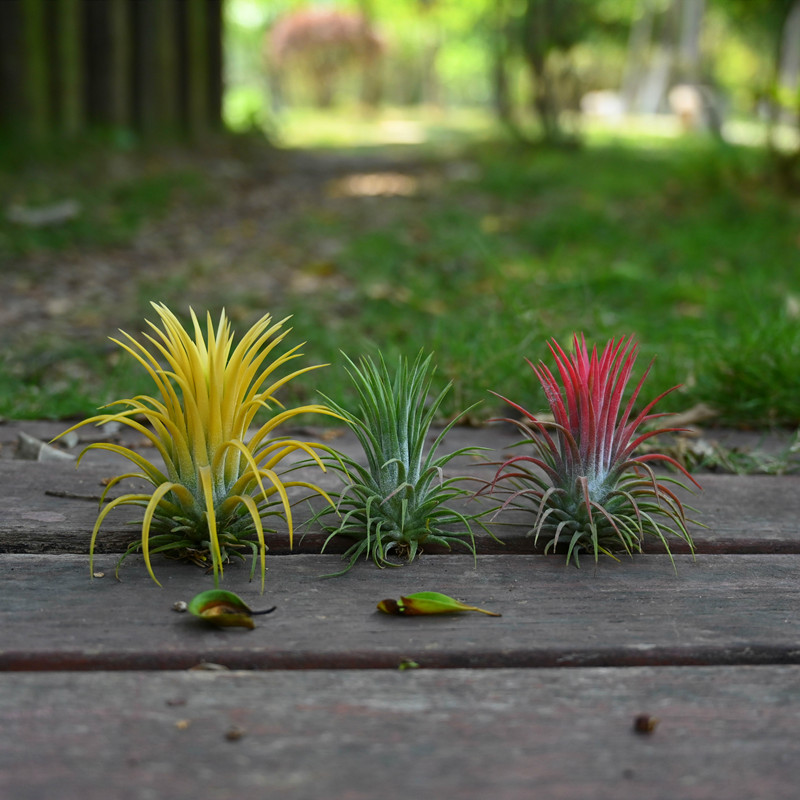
[2,114,799,428]
[274,133,800,428]
[0,137,213,258]
[272,105,497,153]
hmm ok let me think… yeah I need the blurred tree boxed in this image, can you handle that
[266,7,383,110]
[21,0,49,141]
[0,0,223,144]
[620,0,723,138]
[492,0,632,145]
[57,0,85,137]
[521,0,587,143]
[715,0,800,186]
[490,0,515,125]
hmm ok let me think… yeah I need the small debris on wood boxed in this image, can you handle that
[98,420,122,436]
[16,432,75,462]
[165,698,188,707]
[633,714,659,734]
[225,726,245,741]
[92,571,105,579]
[45,490,104,502]
[668,402,718,427]
[59,431,80,449]
[189,662,230,671]
[172,601,188,613]
[175,719,191,731]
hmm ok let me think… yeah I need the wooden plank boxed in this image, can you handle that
[0,456,799,556]
[1,421,798,555]
[0,666,798,800]
[2,553,800,670]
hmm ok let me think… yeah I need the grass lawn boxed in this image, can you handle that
[1,111,799,428]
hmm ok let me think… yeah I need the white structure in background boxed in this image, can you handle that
[580,90,625,121]
[668,84,714,130]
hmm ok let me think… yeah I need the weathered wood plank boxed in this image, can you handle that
[0,458,798,555]
[1,666,798,800]
[2,554,800,670]
[0,422,798,555]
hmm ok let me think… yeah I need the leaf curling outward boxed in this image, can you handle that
[313,351,493,575]
[483,333,701,567]
[187,589,276,629]
[54,302,337,591]
[377,591,501,616]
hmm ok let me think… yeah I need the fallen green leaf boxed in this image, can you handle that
[187,590,276,629]
[377,591,501,617]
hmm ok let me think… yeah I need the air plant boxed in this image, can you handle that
[315,351,489,574]
[55,302,335,590]
[485,334,700,566]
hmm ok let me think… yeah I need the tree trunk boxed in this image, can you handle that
[678,0,705,82]
[778,0,800,116]
[21,0,49,140]
[134,0,179,136]
[770,0,800,190]
[2,0,221,143]
[0,0,26,136]
[621,0,656,112]
[490,0,515,126]
[183,0,209,138]
[206,0,223,129]
[107,0,133,130]
[56,0,84,137]
[522,0,562,143]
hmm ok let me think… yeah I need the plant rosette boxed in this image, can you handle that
[482,334,700,566]
[55,302,338,590]
[311,351,495,575]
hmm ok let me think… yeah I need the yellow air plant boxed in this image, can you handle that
[56,303,336,590]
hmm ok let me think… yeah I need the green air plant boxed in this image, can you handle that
[315,352,488,574]
[484,334,700,566]
[56,302,335,590]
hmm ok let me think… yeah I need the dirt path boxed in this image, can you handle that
[1,146,438,352]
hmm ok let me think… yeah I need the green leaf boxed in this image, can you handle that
[377,591,501,617]
[187,590,276,629]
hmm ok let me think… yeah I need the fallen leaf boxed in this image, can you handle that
[378,591,501,617]
[668,403,718,427]
[187,590,276,629]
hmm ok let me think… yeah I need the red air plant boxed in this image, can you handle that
[486,334,700,565]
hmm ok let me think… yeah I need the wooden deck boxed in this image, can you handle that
[1,421,799,799]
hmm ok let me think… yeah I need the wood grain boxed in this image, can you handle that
[3,553,799,670]
[1,666,798,800]
[1,457,800,556]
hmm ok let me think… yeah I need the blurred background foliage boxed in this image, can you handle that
[1,0,799,428]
